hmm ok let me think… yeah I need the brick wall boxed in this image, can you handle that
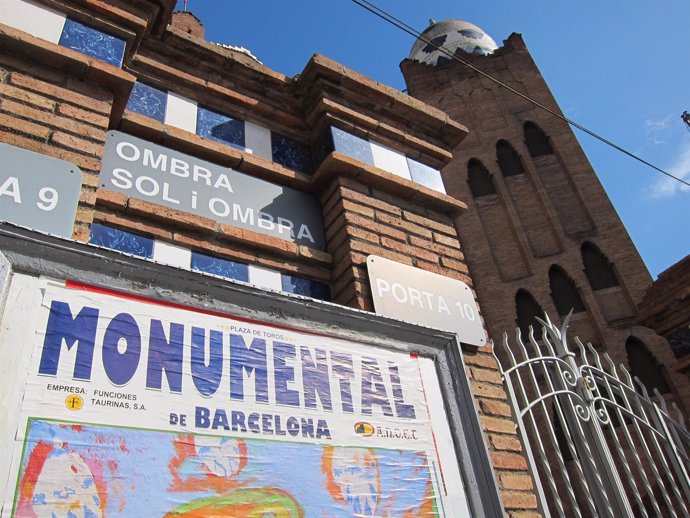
[0,54,109,239]
[320,173,541,515]
[0,22,135,242]
[171,11,205,39]
[322,176,469,309]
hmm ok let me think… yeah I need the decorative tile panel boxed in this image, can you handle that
[371,141,411,180]
[322,127,445,192]
[91,225,330,300]
[197,106,245,150]
[164,92,198,133]
[271,132,313,175]
[248,265,283,291]
[281,275,331,301]
[153,241,192,268]
[126,82,167,122]
[331,127,374,166]
[408,158,446,193]
[191,252,249,282]
[245,120,272,160]
[88,223,153,259]
[59,18,125,67]
[313,129,335,167]
[0,0,66,43]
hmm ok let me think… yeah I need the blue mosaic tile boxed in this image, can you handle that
[197,106,245,150]
[271,132,313,175]
[89,223,153,259]
[331,127,374,166]
[313,128,335,168]
[59,19,126,67]
[191,252,249,282]
[126,82,167,122]
[281,275,331,301]
[407,158,446,193]
[669,328,690,359]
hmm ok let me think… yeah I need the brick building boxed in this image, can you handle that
[0,2,544,517]
[402,20,688,412]
[637,254,690,374]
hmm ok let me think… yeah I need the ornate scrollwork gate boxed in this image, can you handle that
[494,315,690,517]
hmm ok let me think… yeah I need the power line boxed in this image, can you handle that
[351,0,690,189]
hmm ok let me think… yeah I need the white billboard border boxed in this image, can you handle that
[0,223,505,517]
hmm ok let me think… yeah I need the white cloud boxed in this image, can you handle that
[644,113,676,145]
[648,140,690,198]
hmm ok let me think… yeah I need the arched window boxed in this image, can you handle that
[581,242,619,290]
[524,121,553,157]
[548,266,585,316]
[626,337,670,394]
[515,289,544,337]
[496,140,525,177]
[468,159,496,197]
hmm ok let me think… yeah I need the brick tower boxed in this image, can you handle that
[401,20,689,408]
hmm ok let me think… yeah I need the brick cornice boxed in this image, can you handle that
[297,54,467,153]
[40,0,175,39]
[0,23,135,124]
[312,152,467,217]
[305,96,452,167]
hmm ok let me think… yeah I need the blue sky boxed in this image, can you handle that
[177,0,689,278]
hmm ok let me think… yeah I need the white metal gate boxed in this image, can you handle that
[494,314,690,518]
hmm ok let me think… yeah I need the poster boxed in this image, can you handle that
[2,282,468,517]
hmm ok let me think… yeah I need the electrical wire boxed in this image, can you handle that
[351,0,690,189]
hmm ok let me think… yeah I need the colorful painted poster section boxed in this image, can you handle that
[4,283,469,517]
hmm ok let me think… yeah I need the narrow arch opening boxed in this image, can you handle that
[515,289,544,338]
[524,121,553,157]
[548,266,585,316]
[553,404,575,461]
[581,242,619,290]
[468,159,496,197]
[497,140,525,177]
[626,337,670,394]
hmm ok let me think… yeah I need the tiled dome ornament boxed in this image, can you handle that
[409,19,498,66]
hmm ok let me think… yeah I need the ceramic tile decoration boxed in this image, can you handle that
[152,241,192,268]
[281,274,331,301]
[126,82,167,122]
[59,18,125,67]
[313,128,335,167]
[248,265,282,291]
[271,132,313,174]
[88,226,328,300]
[164,92,198,133]
[89,223,154,259]
[370,141,412,180]
[0,0,66,43]
[244,120,272,160]
[191,252,250,282]
[407,158,446,193]
[331,127,374,166]
[196,106,245,149]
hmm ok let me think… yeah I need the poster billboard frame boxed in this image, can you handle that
[0,223,504,517]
